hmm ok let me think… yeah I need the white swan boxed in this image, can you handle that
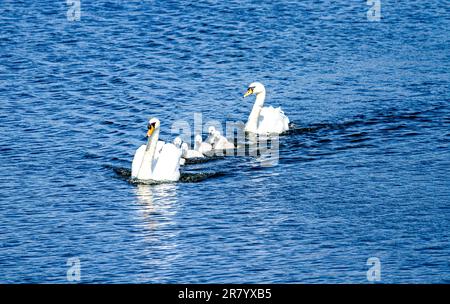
[194,134,212,155]
[131,118,182,182]
[181,142,204,159]
[243,82,289,134]
[212,130,235,150]
[205,126,216,144]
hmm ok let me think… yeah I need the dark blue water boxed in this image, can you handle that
[0,0,449,283]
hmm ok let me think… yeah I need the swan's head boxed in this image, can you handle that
[195,134,203,144]
[173,136,182,148]
[181,142,189,152]
[208,126,216,135]
[213,130,221,139]
[147,118,160,137]
[244,82,265,97]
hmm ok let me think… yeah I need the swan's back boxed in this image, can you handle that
[258,106,290,134]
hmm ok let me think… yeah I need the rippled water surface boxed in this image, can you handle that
[0,1,449,283]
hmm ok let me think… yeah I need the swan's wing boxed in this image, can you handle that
[131,145,147,178]
[152,143,182,181]
[258,106,290,134]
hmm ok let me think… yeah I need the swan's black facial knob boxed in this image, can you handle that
[244,86,255,97]
[147,122,157,137]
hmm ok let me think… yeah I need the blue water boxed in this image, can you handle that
[0,0,449,283]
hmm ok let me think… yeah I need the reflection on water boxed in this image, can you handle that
[134,183,179,231]
[133,183,181,281]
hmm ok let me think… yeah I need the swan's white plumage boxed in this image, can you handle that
[244,82,290,135]
[181,142,204,159]
[255,106,290,134]
[205,126,216,144]
[151,143,182,181]
[194,134,212,154]
[131,118,182,182]
[155,140,165,158]
[131,144,146,179]
[212,131,235,150]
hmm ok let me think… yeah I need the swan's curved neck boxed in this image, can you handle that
[246,91,266,132]
[194,140,200,151]
[137,127,160,179]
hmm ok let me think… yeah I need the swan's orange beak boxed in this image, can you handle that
[243,87,253,98]
[147,125,155,137]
